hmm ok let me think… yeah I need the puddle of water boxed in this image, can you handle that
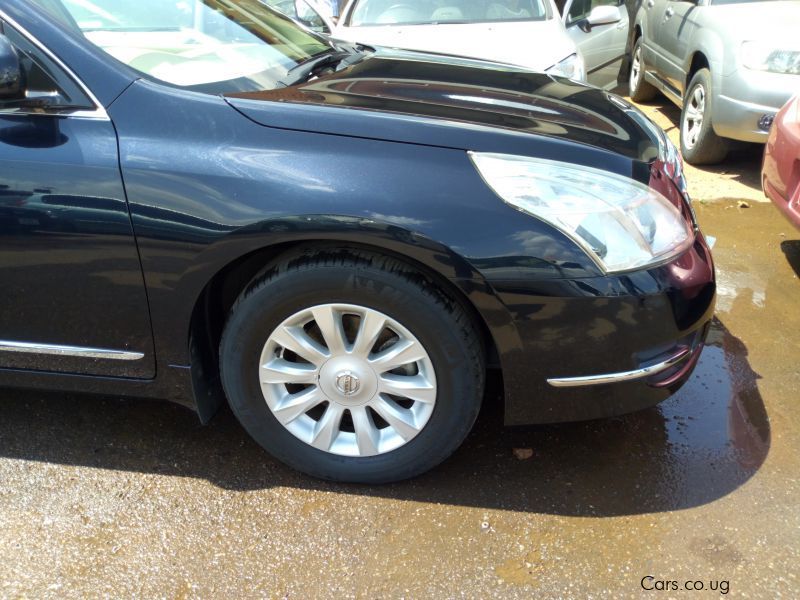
[660,320,769,475]
[714,265,766,312]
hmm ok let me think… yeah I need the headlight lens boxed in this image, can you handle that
[545,53,586,81]
[469,153,694,273]
[741,41,800,75]
[661,132,683,180]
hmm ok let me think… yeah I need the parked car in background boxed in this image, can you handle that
[332,0,630,87]
[558,0,631,88]
[1,0,714,484]
[630,0,800,165]
[763,95,800,229]
[261,0,336,34]
[316,0,343,18]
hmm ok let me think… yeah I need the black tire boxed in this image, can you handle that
[219,247,485,484]
[680,68,729,165]
[629,37,657,102]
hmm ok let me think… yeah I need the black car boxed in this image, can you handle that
[0,0,714,483]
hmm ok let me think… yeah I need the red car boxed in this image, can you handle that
[763,95,800,229]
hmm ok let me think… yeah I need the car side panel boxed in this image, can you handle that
[0,115,156,378]
[641,0,669,72]
[656,1,701,94]
[107,80,598,368]
[110,79,712,425]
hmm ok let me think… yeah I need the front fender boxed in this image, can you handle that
[179,217,525,423]
[186,214,524,363]
[682,33,724,79]
[109,78,611,424]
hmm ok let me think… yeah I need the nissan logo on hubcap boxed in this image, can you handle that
[335,371,360,396]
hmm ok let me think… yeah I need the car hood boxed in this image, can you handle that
[331,20,575,72]
[226,51,659,164]
[706,1,800,42]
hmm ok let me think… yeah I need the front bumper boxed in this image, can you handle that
[546,342,698,388]
[762,96,800,229]
[492,230,715,425]
[714,69,800,143]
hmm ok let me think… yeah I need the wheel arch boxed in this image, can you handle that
[685,51,710,95]
[186,230,517,424]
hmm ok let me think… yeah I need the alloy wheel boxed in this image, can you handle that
[682,84,706,150]
[631,45,642,89]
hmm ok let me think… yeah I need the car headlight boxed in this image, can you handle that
[660,131,683,180]
[545,53,586,81]
[469,153,695,274]
[741,41,800,75]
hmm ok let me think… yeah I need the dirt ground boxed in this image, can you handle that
[635,97,767,204]
[1,101,798,598]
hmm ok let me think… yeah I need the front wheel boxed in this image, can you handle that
[680,68,729,165]
[629,37,657,102]
[219,248,485,483]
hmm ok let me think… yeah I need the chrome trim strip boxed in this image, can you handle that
[547,347,691,388]
[0,8,110,121]
[0,340,144,361]
[0,107,108,120]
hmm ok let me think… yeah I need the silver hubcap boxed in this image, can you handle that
[259,303,437,457]
[683,84,705,150]
[631,45,642,89]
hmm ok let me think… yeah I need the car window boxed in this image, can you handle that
[0,20,94,109]
[262,0,331,34]
[347,0,549,27]
[566,0,621,25]
[27,0,332,94]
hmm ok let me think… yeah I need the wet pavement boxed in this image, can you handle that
[1,142,799,597]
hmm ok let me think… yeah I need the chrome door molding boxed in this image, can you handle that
[0,340,144,361]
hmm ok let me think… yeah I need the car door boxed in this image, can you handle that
[655,0,701,95]
[562,0,629,89]
[0,19,156,378]
[640,0,669,75]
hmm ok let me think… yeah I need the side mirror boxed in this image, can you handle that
[0,34,25,102]
[585,5,622,29]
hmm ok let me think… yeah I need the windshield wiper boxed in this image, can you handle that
[276,47,370,88]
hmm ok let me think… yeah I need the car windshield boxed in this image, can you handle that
[346,0,549,26]
[29,0,333,93]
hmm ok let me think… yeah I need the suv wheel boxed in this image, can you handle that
[219,248,485,483]
[680,68,729,165]
[629,37,657,102]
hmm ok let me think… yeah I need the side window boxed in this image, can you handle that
[567,0,621,24]
[296,2,331,34]
[0,20,94,110]
[263,0,331,34]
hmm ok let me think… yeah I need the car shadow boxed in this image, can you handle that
[781,239,800,278]
[0,318,769,517]
[632,97,764,193]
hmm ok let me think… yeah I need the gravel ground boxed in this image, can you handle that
[1,100,798,599]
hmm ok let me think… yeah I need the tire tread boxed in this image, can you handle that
[219,246,485,483]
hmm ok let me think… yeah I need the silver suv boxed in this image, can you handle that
[630,0,800,164]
